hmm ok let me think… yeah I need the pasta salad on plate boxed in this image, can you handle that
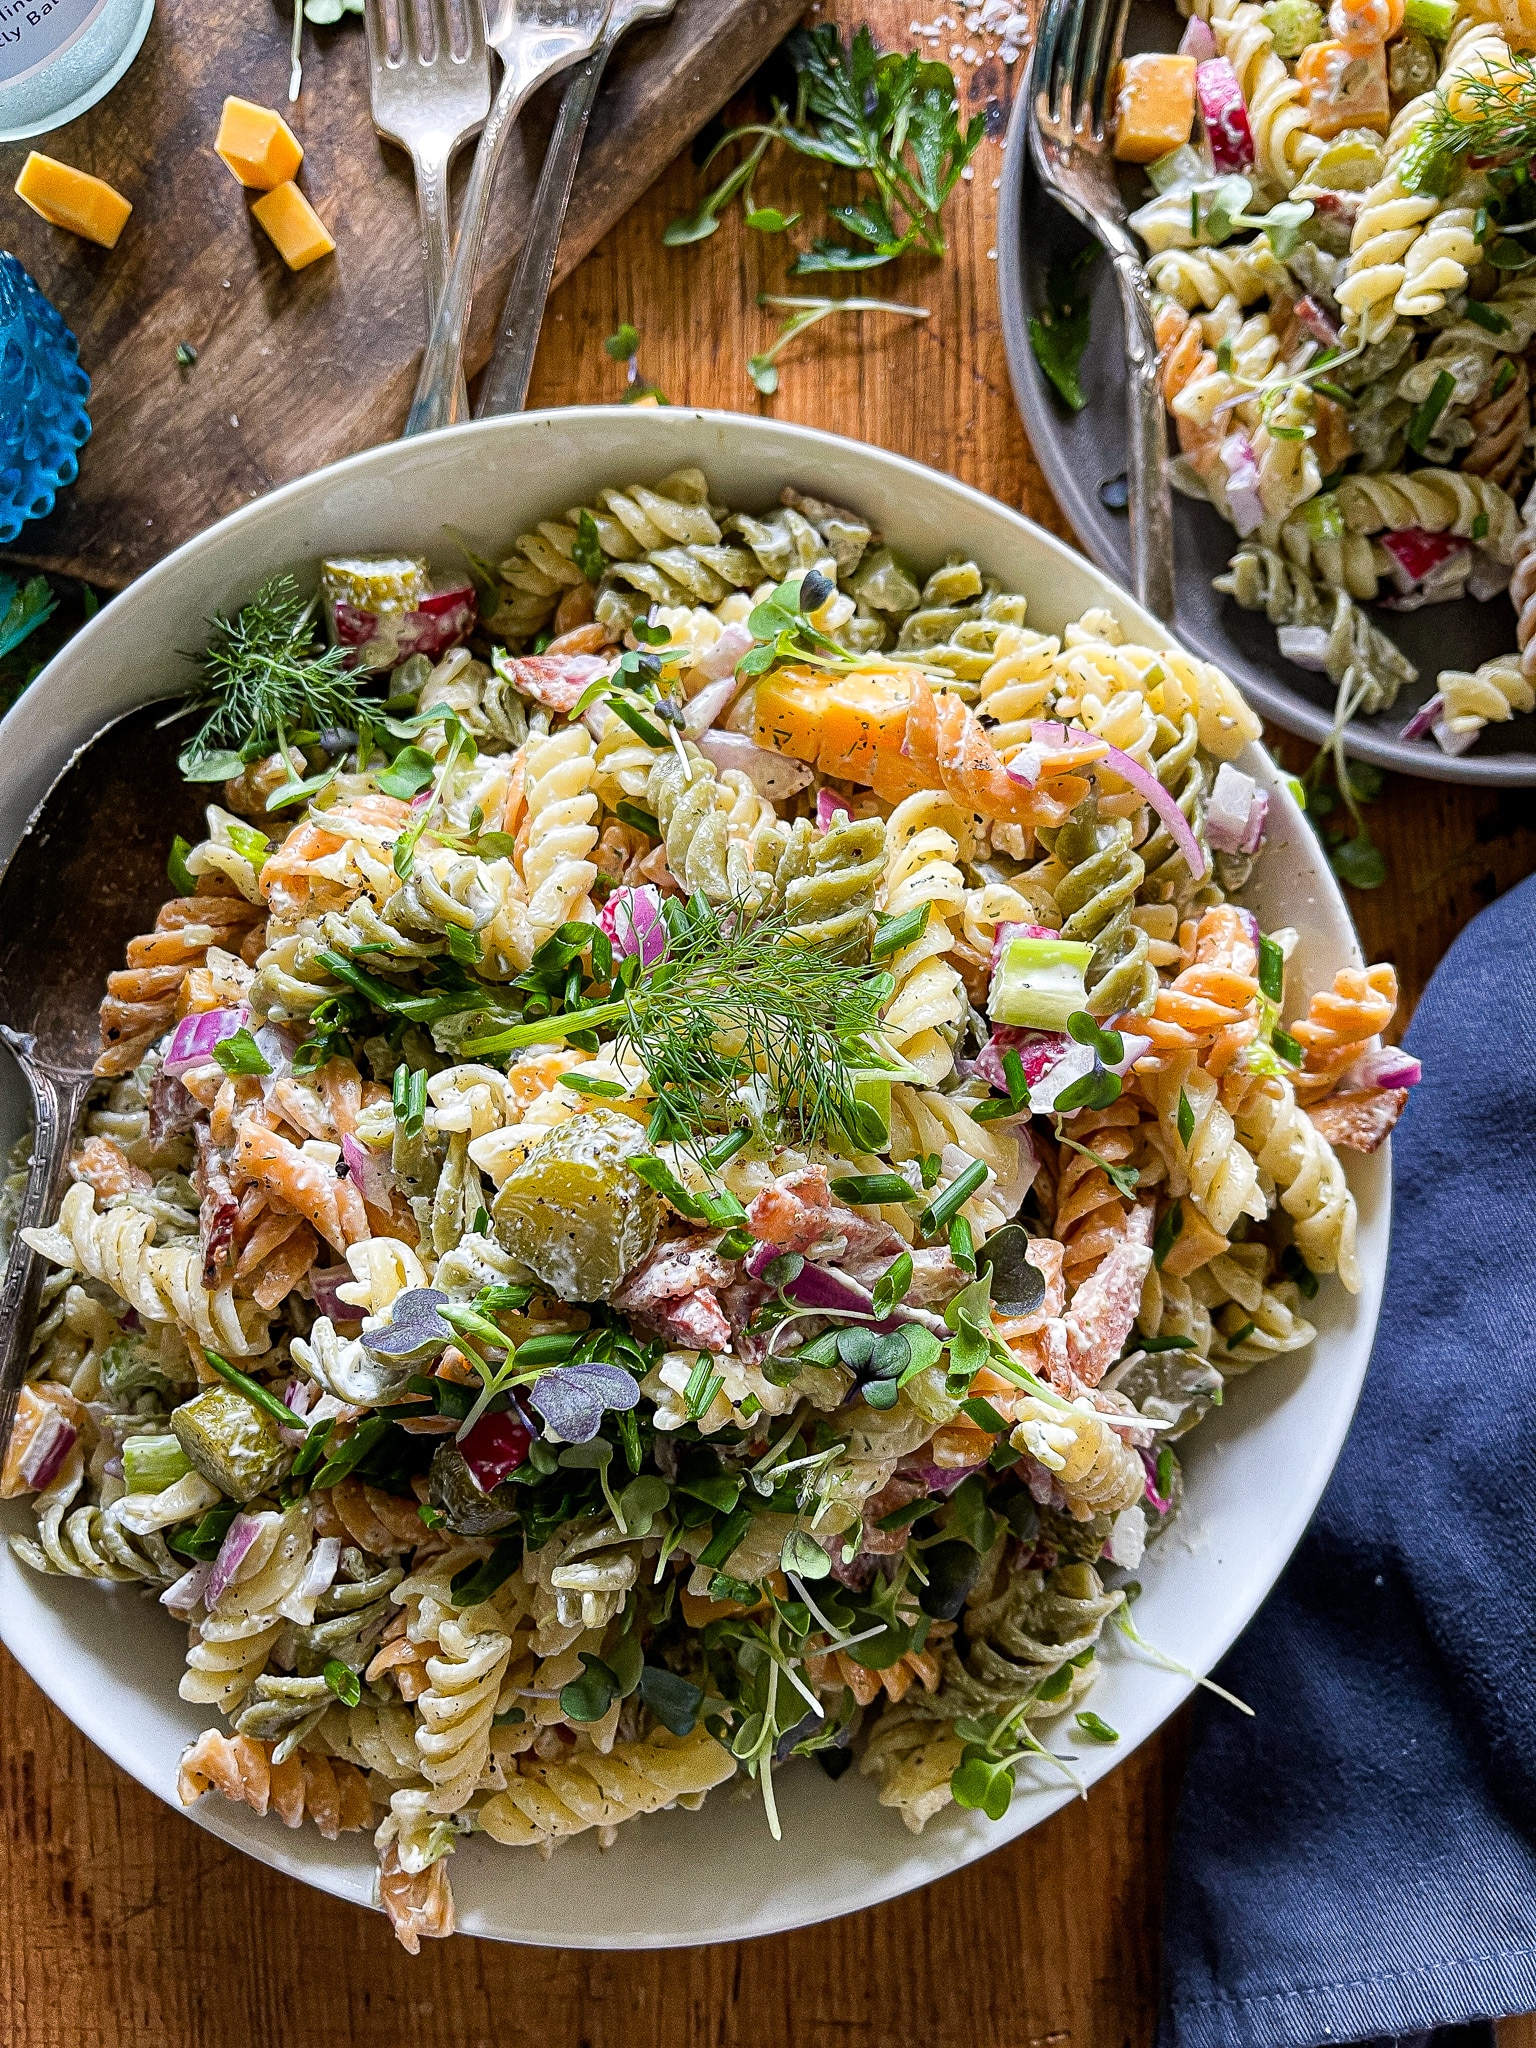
[0,466,1414,1950]
[1109,0,1536,757]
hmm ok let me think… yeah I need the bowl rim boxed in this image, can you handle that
[0,405,1388,1945]
[995,81,1536,789]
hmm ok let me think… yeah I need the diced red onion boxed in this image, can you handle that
[899,1459,986,1495]
[1433,717,1480,757]
[1197,58,1256,173]
[744,1246,948,1334]
[681,673,744,738]
[975,1024,1153,1102]
[163,1007,246,1079]
[342,1132,397,1209]
[160,1561,215,1616]
[1378,527,1467,593]
[1295,295,1340,347]
[695,622,755,682]
[598,885,668,969]
[1219,432,1265,538]
[460,1409,533,1492]
[1236,908,1262,952]
[205,1512,262,1607]
[988,921,1058,977]
[695,730,815,798]
[1399,695,1443,742]
[309,1265,355,1320]
[296,1535,341,1603]
[1006,741,1044,787]
[817,789,854,831]
[1094,740,1209,881]
[19,1408,75,1490]
[1178,15,1217,59]
[1341,1044,1422,1090]
[1206,762,1267,855]
[1277,624,1331,672]
[1142,1446,1172,1514]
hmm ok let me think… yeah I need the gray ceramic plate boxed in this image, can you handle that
[996,50,1536,787]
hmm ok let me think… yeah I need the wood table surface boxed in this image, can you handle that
[3,0,1535,2041]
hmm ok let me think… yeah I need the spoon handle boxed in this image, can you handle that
[0,1045,93,1456]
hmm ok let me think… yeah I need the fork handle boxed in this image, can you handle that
[0,1038,92,1458]
[1110,248,1176,625]
[477,35,612,417]
[415,150,470,424]
[405,53,546,438]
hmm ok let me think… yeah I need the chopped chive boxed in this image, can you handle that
[829,1172,917,1205]
[317,947,408,1012]
[1471,511,1490,541]
[919,1159,988,1235]
[1257,934,1285,1004]
[607,698,670,748]
[1464,297,1511,332]
[1492,359,1516,399]
[703,1127,751,1168]
[559,1073,628,1097]
[949,1215,976,1275]
[1139,1334,1195,1353]
[324,1658,362,1708]
[615,801,660,838]
[685,1356,725,1419]
[1406,370,1456,454]
[1226,1319,1257,1347]
[168,836,197,896]
[203,1349,307,1429]
[870,903,932,961]
[960,1394,1010,1434]
[1272,1027,1304,1068]
[1001,1047,1029,1109]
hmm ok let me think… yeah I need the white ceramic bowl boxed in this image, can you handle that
[0,409,1388,1947]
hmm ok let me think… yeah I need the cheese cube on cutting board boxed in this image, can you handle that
[251,181,334,271]
[13,153,133,248]
[215,97,304,189]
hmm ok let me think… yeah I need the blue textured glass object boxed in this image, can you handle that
[0,253,91,544]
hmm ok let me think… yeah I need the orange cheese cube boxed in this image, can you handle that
[1112,53,1197,163]
[1296,40,1389,137]
[753,667,831,763]
[215,96,304,189]
[14,152,132,248]
[815,671,914,785]
[251,182,335,271]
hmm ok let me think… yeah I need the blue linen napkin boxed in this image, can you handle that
[1158,871,1536,2048]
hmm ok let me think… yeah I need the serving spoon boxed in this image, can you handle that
[0,702,201,1454]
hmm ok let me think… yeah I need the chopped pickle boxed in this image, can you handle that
[1303,130,1386,191]
[491,1108,663,1302]
[429,1441,519,1536]
[171,1385,290,1502]
[319,555,429,616]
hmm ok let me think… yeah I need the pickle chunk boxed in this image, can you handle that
[491,1108,662,1302]
[171,1385,289,1502]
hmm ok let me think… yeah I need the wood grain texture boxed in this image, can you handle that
[0,0,805,588]
[0,0,1534,2040]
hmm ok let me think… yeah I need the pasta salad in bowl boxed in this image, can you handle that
[0,410,1393,1948]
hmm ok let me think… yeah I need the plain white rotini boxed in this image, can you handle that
[1435,655,1535,740]
[415,1612,513,1814]
[476,1726,737,1850]
[518,725,600,946]
[179,1614,284,1712]
[1148,238,1290,311]
[22,1184,269,1356]
[1142,1055,1268,1240]
[1234,1075,1360,1292]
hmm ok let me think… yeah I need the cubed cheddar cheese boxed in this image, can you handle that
[1296,40,1390,137]
[251,181,335,271]
[753,667,831,763]
[215,96,304,189]
[13,152,132,248]
[1112,53,1198,163]
[815,671,913,785]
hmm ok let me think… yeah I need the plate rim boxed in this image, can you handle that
[0,404,1389,1944]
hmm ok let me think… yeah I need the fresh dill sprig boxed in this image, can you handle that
[461,895,893,1149]
[1399,50,1536,193]
[178,575,362,776]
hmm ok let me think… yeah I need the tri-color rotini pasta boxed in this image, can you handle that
[0,468,1413,1950]
[1116,0,1536,752]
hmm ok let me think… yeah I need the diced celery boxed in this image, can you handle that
[1147,144,1209,197]
[123,1434,193,1494]
[1300,492,1344,542]
[1403,0,1455,38]
[988,936,1094,1030]
[1260,0,1325,57]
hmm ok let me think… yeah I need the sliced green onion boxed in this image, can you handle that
[203,1350,307,1430]
[1257,934,1285,1004]
[1152,1202,1183,1270]
[1463,297,1511,333]
[919,1159,988,1236]
[168,836,197,896]
[1273,1027,1304,1067]
[615,801,660,838]
[871,903,932,962]
[1406,370,1456,454]
[829,1172,917,1206]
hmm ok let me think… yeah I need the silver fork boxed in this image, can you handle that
[1029,0,1175,623]
[366,0,492,425]
[475,0,675,417]
[405,0,613,437]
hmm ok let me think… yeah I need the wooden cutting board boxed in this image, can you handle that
[0,0,806,588]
